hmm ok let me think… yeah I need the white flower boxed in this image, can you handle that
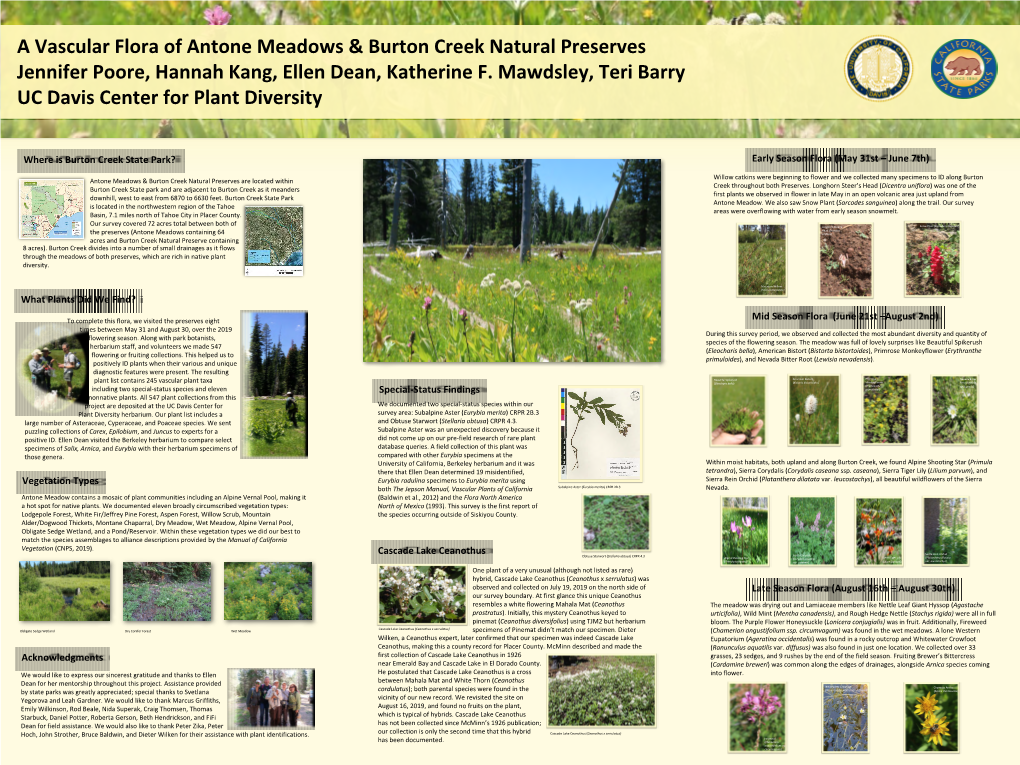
[805,394,818,415]
[764,12,786,25]
[795,414,800,423]
[744,13,762,25]
[948,405,958,419]
[523,280,532,288]
[706,17,728,25]
[512,280,522,291]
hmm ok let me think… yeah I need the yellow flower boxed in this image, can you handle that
[913,691,940,718]
[643,8,653,19]
[921,713,950,747]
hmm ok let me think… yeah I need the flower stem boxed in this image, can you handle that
[509,295,517,362]
[424,312,436,356]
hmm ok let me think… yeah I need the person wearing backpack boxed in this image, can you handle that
[59,343,80,401]
[284,392,298,427]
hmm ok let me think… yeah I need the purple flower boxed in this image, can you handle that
[204,5,232,24]
[730,522,738,534]
[736,527,743,539]
[458,308,467,322]
[743,516,753,528]
[423,296,433,312]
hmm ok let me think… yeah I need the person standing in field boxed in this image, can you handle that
[246,681,261,726]
[59,343,79,400]
[287,684,300,727]
[258,676,273,726]
[285,391,298,427]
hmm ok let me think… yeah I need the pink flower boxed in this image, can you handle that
[743,516,753,528]
[458,308,467,322]
[204,5,232,24]
[730,522,738,534]
[423,296,433,311]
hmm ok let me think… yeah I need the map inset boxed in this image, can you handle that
[245,206,304,266]
[20,179,85,239]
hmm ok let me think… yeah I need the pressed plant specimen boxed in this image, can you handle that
[566,390,631,471]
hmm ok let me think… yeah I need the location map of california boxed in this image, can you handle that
[19,179,85,239]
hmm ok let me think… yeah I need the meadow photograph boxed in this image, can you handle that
[123,562,212,621]
[789,375,839,445]
[932,376,977,445]
[229,668,314,730]
[711,376,766,447]
[378,566,467,624]
[223,563,312,620]
[364,159,661,362]
[906,223,961,297]
[241,311,307,458]
[583,495,649,551]
[547,655,654,727]
[737,225,786,297]
[923,498,969,566]
[863,375,909,445]
[19,561,111,621]
[856,498,903,566]
[823,683,868,752]
[905,683,958,752]
[730,683,785,752]
[722,497,769,566]
[790,497,835,566]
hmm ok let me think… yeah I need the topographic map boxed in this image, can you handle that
[20,179,85,239]
[245,206,304,266]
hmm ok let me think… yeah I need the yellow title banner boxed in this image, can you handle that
[2,25,1015,119]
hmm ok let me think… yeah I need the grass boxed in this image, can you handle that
[583,495,649,550]
[19,574,111,621]
[243,398,307,457]
[365,246,661,362]
[932,376,977,445]
[789,376,839,445]
[722,500,769,565]
[548,655,654,727]
[738,238,786,296]
[790,497,835,565]
[711,376,766,445]
[123,580,212,621]
[223,562,312,620]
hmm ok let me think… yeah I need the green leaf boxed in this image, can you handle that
[590,397,603,405]
[567,392,582,401]
[381,615,399,623]
[596,408,605,425]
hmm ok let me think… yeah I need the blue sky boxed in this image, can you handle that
[21,561,74,566]
[449,159,624,211]
[245,311,306,352]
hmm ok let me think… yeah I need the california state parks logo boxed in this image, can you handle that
[931,40,997,99]
[845,36,912,101]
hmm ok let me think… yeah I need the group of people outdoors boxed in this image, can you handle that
[28,344,78,400]
[245,677,310,727]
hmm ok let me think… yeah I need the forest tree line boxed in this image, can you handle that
[363,159,661,249]
[245,316,308,398]
[20,561,110,578]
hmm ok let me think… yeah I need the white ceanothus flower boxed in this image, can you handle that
[429,569,466,618]
[379,566,425,614]
[805,394,818,415]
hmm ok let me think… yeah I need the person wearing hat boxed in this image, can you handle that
[28,350,50,392]
[284,392,298,426]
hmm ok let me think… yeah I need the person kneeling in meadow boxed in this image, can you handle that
[287,684,300,727]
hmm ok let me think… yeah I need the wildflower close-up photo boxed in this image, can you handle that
[730,683,785,752]
[722,497,769,566]
[905,684,958,752]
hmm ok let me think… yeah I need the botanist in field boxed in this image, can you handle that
[284,391,298,426]
[60,343,79,400]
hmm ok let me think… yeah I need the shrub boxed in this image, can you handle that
[247,409,288,442]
